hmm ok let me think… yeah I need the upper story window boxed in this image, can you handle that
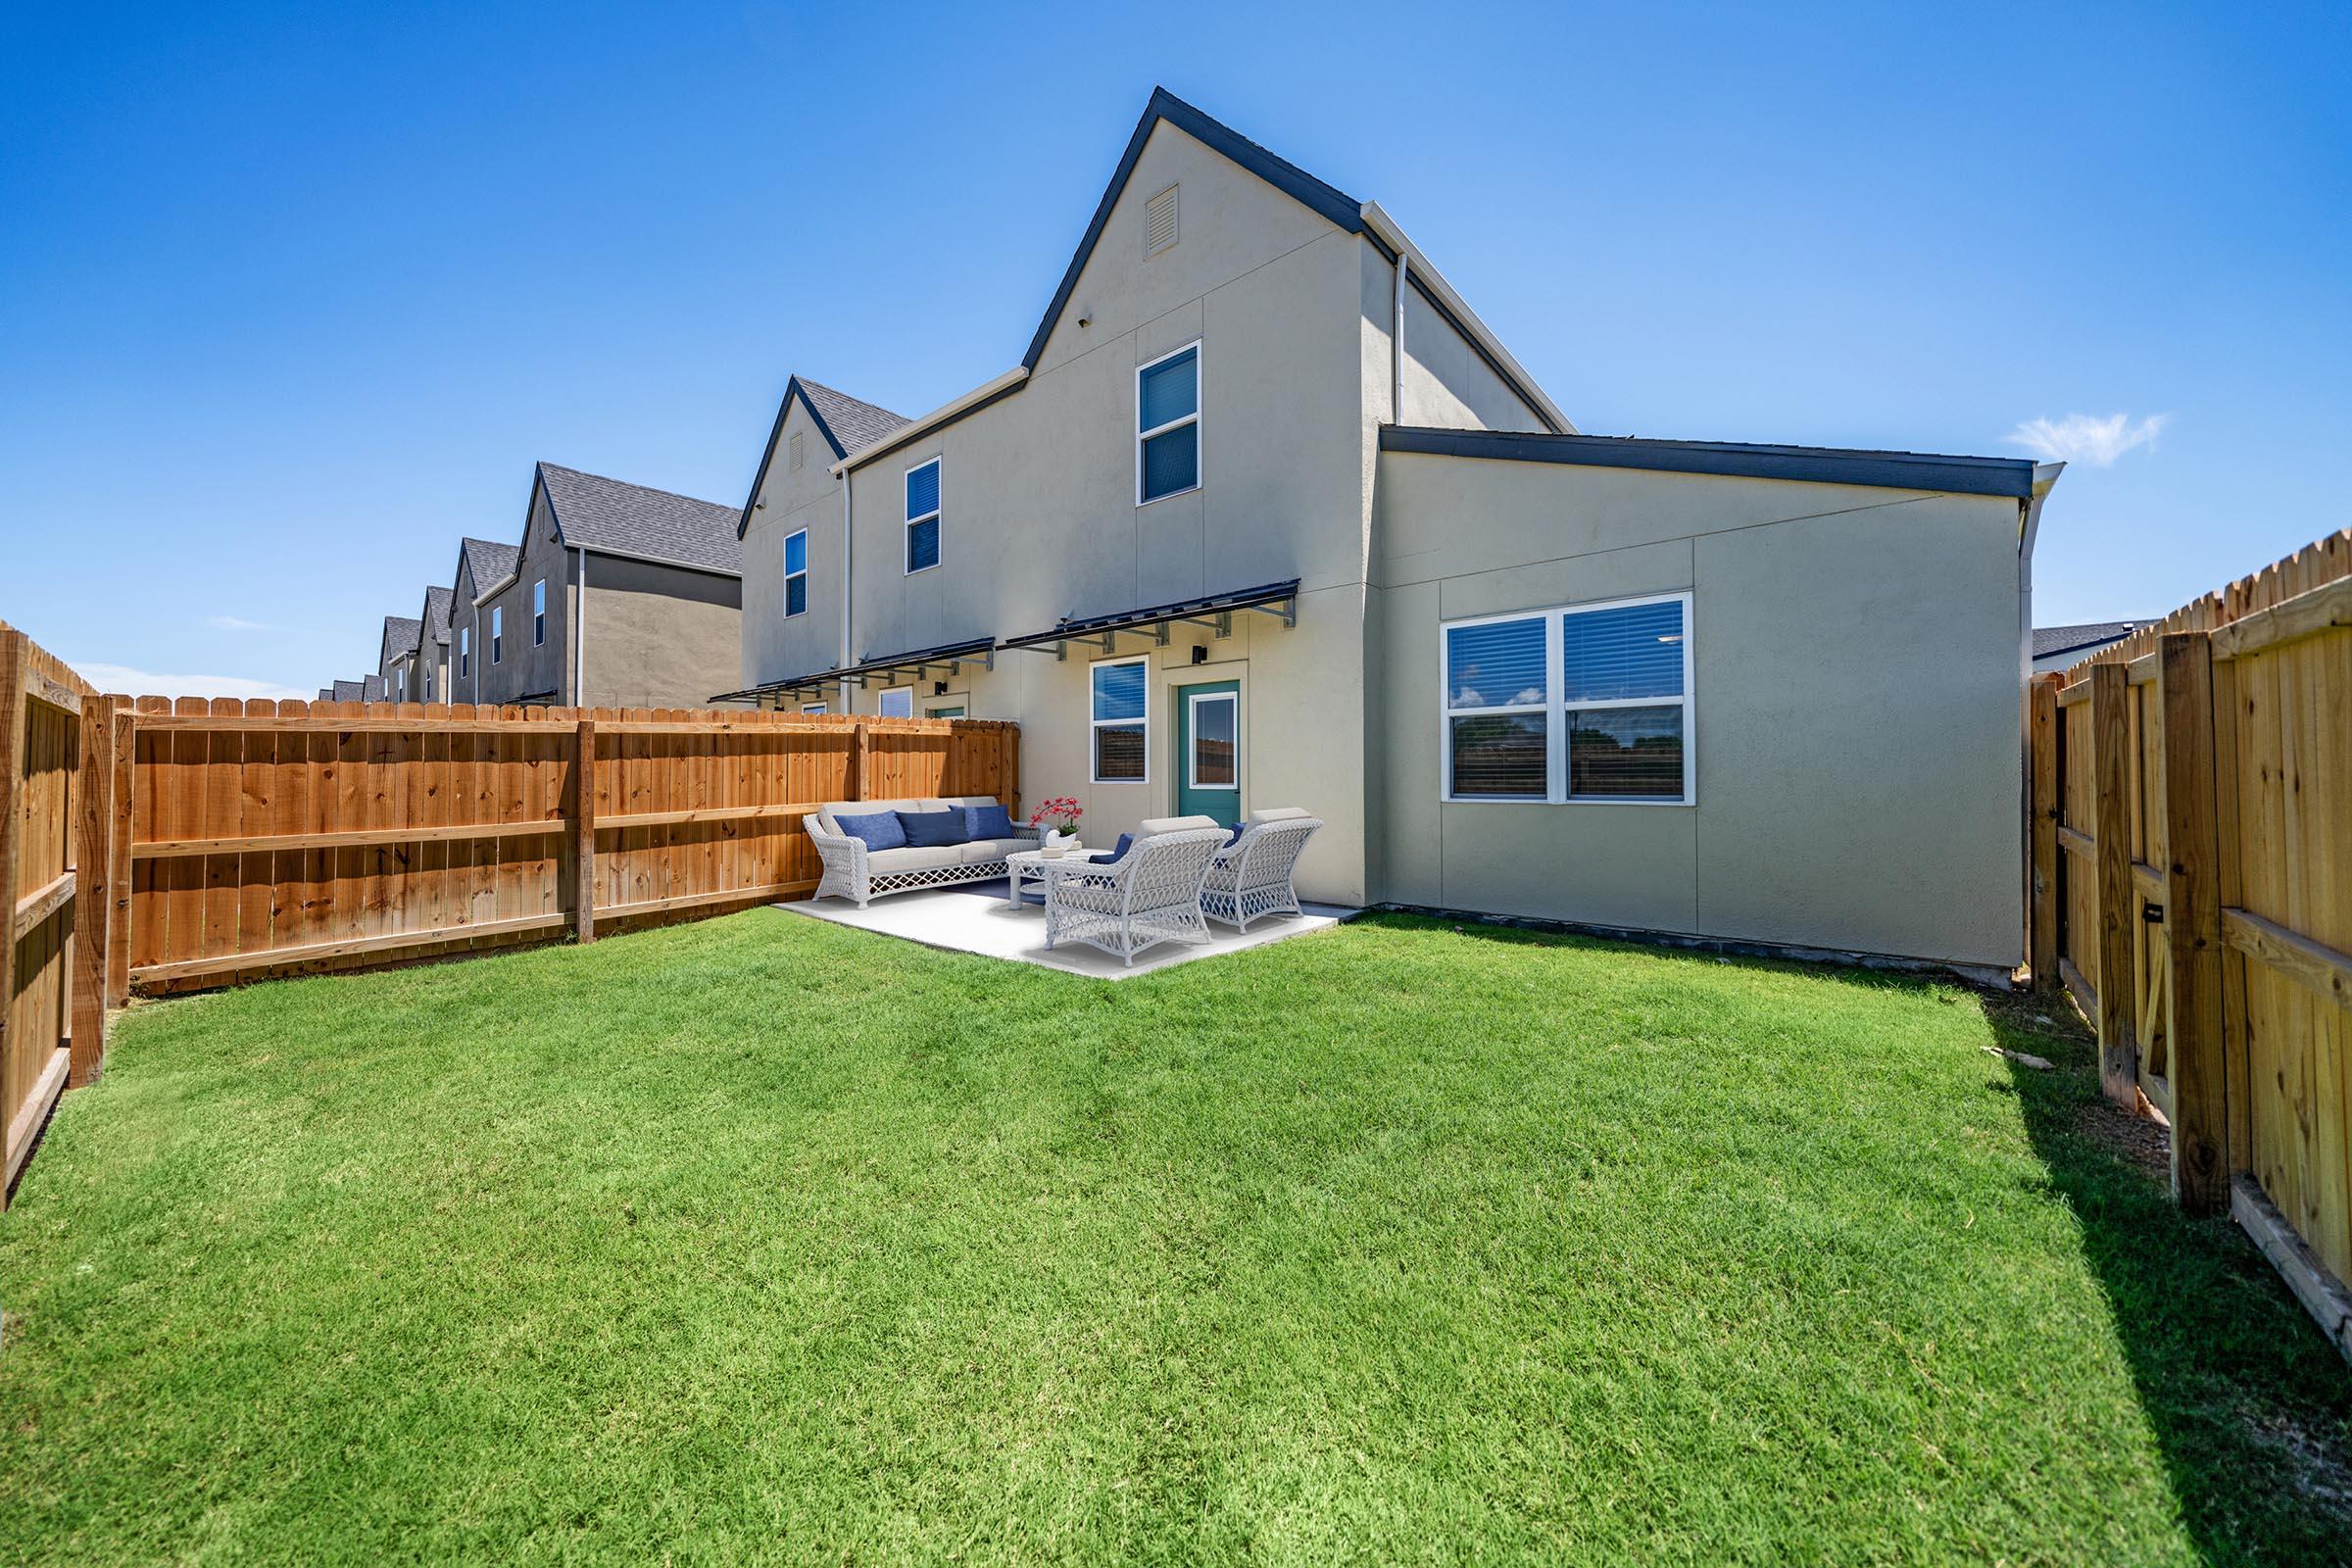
[905,459,941,573]
[533,579,547,646]
[459,625,470,678]
[1137,343,1200,505]
[783,529,808,617]
[878,686,913,718]
[788,429,805,472]
[491,606,504,664]
[423,662,433,702]
[803,702,826,716]
[1443,593,1692,805]
[1090,656,1149,783]
[395,666,407,702]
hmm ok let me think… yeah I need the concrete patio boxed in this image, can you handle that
[778,884,1354,978]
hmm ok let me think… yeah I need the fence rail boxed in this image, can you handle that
[2034,530,2352,1360]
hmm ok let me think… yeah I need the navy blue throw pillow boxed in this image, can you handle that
[1225,821,1247,846]
[897,809,968,849]
[835,810,906,853]
[963,803,1015,840]
[1092,833,1135,866]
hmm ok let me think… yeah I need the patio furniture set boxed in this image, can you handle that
[804,798,1324,965]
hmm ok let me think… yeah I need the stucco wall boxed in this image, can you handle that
[1369,451,2026,967]
[582,554,743,710]
[741,394,853,692]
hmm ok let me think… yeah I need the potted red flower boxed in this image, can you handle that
[1028,797,1083,855]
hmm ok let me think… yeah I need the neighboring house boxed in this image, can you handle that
[330,679,364,703]
[361,674,386,703]
[2033,618,2152,673]
[716,86,2059,971]
[413,584,455,703]
[314,686,334,702]
[454,465,744,708]
[376,615,423,705]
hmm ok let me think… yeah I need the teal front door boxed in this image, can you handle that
[1174,680,1241,822]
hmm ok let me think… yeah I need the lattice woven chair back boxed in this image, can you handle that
[1201,815,1322,931]
[1044,827,1227,965]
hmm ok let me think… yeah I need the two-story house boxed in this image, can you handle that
[411,584,454,704]
[730,88,2058,972]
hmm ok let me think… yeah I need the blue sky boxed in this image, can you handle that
[3,1,2346,696]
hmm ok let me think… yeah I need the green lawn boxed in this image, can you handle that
[2,911,2346,1565]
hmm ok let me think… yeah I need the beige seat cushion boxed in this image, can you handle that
[1137,814,1222,838]
[1246,807,1313,825]
[957,837,1030,864]
[863,846,963,875]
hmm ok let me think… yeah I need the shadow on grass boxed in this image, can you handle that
[1983,993,2352,1567]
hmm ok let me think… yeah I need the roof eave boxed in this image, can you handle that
[1359,201,1574,436]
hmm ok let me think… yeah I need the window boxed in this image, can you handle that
[928,703,964,719]
[1442,593,1691,805]
[1090,656,1148,783]
[788,429,804,472]
[395,667,407,702]
[1187,690,1238,791]
[423,663,433,702]
[1145,183,1179,255]
[783,529,808,617]
[905,459,940,573]
[491,607,503,664]
[1137,343,1200,504]
[532,579,547,646]
[459,625,470,678]
[878,687,913,718]
[802,702,826,716]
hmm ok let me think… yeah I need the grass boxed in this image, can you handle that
[2,910,2347,1565]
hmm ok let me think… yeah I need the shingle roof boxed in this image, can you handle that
[797,379,911,458]
[420,584,454,646]
[537,462,745,575]
[459,536,520,595]
[331,680,363,702]
[361,675,385,702]
[315,687,334,702]
[381,615,422,662]
[2034,620,2155,658]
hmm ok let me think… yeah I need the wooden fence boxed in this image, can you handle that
[2032,530,2352,1358]
[1,622,110,1206]
[118,702,1019,994]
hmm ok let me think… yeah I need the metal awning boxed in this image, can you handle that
[999,579,1300,660]
[710,636,998,705]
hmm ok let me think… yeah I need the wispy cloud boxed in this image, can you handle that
[206,613,274,632]
[74,663,309,702]
[2006,412,2172,467]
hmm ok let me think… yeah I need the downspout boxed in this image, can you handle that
[573,546,588,707]
[471,604,481,704]
[840,466,854,713]
[1392,251,1407,424]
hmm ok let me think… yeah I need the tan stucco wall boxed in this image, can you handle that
[581,554,743,710]
[740,395,847,693]
[1369,451,2026,967]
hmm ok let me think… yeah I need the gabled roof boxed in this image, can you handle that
[331,679,364,703]
[1379,426,2037,499]
[537,462,745,575]
[361,674,386,702]
[380,615,422,664]
[315,687,334,702]
[735,375,912,538]
[2034,620,2154,659]
[457,536,519,598]
[419,584,454,647]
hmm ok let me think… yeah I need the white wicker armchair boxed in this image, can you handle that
[1200,809,1322,931]
[1043,827,1228,966]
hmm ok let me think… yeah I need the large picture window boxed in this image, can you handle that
[1091,656,1148,783]
[1442,593,1691,804]
[905,459,940,574]
[783,528,808,617]
[1136,343,1200,504]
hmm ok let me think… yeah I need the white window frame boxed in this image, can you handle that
[459,625,469,678]
[878,686,914,718]
[490,606,503,664]
[1135,340,1201,507]
[904,457,941,576]
[803,702,826,715]
[395,666,407,703]
[1184,688,1241,794]
[1439,591,1694,807]
[532,578,547,647]
[782,528,808,618]
[1089,654,1151,785]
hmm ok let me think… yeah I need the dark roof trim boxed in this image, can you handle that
[1001,578,1302,652]
[1380,426,2036,499]
[736,377,840,540]
[1021,87,1364,371]
[710,636,998,704]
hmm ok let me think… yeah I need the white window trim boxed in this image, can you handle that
[395,667,407,702]
[1184,688,1241,793]
[803,702,826,715]
[904,457,941,576]
[1135,339,1201,507]
[878,686,914,718]
[532,578,547,647]
[459,625,470,678]
[1439,590,1694,807]
[783,528,808,617]
[1089,654,1151,785]
[490,606,504,664]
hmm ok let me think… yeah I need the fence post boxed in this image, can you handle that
[847,721,867,802]
[572,718,597,945]
[2029,672,2061,988]
[2158,631,2227,1215]
[0,630,24,1201]
[70,695,112,1086]
[106,708,133,1007]
[2089,663,2137,1102]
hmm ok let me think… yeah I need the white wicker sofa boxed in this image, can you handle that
[805,796,1036,906]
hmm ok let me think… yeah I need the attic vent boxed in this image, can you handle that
[788,430,804,472]
[1145,183,1179,256]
